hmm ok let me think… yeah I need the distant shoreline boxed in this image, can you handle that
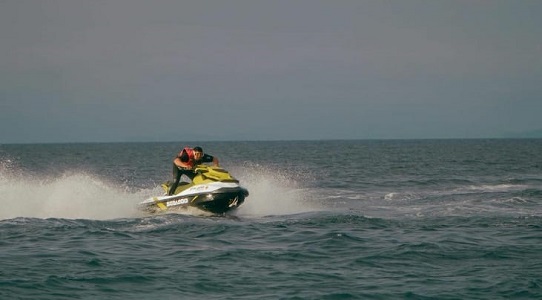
[2,137,541,146]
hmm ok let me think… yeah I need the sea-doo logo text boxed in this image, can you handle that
[166,198,189,207]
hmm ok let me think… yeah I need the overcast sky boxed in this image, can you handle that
[1,0,541,143]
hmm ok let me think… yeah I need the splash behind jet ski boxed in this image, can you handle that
[139,165,248,214]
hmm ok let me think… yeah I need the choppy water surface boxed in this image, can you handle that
[1,140,541,299]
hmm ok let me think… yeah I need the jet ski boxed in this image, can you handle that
[139,165,248,214]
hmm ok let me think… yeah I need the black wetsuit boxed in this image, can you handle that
[168,154,215,195]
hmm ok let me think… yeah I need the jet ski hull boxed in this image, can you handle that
[140,187,248,214]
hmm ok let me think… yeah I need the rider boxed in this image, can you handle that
[167,146,219,195]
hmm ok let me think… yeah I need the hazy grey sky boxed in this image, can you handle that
[1,0,541,143]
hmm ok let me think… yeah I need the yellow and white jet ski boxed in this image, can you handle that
[139,165,248,214]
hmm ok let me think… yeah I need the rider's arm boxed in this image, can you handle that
[201,154,219,167]
[173,157,192,169]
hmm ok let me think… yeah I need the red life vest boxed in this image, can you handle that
[178,147,196,168]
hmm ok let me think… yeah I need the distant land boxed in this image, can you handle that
[2,129,542,145]
[504,129,542,139]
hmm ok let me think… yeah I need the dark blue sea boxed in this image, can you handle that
[1,139,541,299]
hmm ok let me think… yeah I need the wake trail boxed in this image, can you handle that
[0,172,149,220]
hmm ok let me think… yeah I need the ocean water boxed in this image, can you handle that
[1,139,541,299]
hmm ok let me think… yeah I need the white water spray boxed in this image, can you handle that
[232,164,321,217]
[0,160,321,220]
[0,171,148,220]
